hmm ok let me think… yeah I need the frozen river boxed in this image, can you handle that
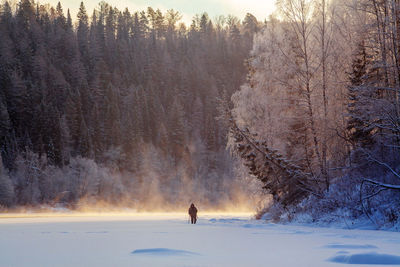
[0,212,400,267]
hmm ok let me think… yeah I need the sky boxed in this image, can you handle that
[41,0,276,24]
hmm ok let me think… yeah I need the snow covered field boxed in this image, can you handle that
[1,212,400,267]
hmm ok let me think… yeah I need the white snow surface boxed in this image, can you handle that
[1,212,400,267]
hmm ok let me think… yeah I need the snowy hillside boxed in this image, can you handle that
[1,213,400,267]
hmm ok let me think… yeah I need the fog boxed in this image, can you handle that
[0,1,262,212]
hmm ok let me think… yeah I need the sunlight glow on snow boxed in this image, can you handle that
[0,211,254,224]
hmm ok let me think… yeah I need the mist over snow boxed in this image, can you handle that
[0,0,263,212]
[1,0,400,254]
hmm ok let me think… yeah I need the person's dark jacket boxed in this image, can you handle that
[188,204,197,218]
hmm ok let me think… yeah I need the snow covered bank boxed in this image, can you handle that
[1,213,400,266]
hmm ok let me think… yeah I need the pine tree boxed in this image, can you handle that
[347,41,375,148]
[55,2,66,30]
[228,110,311,206]
[169,99,186,159]
[66,9,72,30]
[0,155,14,207]
[77,2,89,60]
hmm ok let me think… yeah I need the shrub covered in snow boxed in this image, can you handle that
[259,173,400,229]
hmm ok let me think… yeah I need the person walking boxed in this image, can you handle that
[188,203,198,224]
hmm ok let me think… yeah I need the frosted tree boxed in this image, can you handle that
[230,0,357,211]
[345,0,400,216]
